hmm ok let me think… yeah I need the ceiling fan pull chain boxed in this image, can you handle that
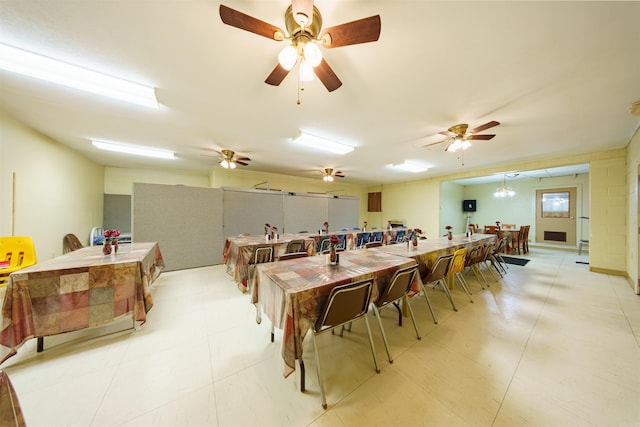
[297,61,302,105]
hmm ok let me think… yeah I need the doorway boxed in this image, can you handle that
[535,187,577,246]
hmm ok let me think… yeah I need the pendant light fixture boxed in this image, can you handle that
[494,174,517,198]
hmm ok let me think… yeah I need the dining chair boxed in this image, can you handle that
[0,236,37,285]
[286,239,305,254]
[248,246,273,291]
[310,279,379,409]
[449,248,474,303]
[484,225,498,234]
[370,231,383,243]
[464,245,487,290]
[356,232,371,248]
[370,265,421,363]
[0,370,27,427]
[278,251,308,261]
[523,225,531,254]
[512,226,525,254]
[501,223,516,230]
[419,254,457,312]
[365,241,382,248]
[336,234,347,250]
[394,229,406,243]
[63,233,84,253]
[319,238,331,253]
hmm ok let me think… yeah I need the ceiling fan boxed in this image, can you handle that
[423,121,501,152]
[219,1,381,92]
[322,167,344,182]
[215,149,251,169]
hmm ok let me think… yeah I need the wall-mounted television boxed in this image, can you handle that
[463,200,477,212]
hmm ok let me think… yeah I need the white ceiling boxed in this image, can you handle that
[1,1,639,186]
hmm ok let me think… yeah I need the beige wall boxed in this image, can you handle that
[626,128,640,293]
[104,167,209,195]
[0,111,104,260]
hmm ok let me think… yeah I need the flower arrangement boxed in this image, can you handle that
[445,225,453,240]
[329,234,340,264]
[271,225,278,239]
[387,220,392,230]
[414,228,423,237]
[329,234,340,247]
[264,223,271,235]
[103,229,121,254]
[363,221,368,230]
[324,221,329,234]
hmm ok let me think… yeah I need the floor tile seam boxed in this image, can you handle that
[490,256,560,426]
[87,363,122,427]
[610,276,640,350]
[205,331,222,427]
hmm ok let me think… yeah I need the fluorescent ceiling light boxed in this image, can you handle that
[392,162,428,173]
[91,139,175,159]
[292,132,354,155]
[0,43,158,109]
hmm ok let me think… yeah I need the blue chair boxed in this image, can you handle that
[356,232,371,248]
[337,234,347,250]
[370,231,383,243]
[394,230,406,243]
[340,228,349,231]
[352,227,360,231]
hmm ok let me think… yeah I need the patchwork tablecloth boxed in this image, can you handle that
[0,242,164,364]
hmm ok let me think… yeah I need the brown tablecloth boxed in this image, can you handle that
[0,242,164,365]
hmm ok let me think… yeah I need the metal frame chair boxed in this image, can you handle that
[356,232,371,248]
[371,265,421,363]
[449,248,474,303]
[63,233,84,253]
[419,254,457,312]
[278,251,308,261]
[310,279,379,408]
[286,239,305,254]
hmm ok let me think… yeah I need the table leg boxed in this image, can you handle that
[37,337,44,352]
[299,359,305,392]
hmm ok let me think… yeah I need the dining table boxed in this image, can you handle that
[372,233,497,286]
[253,249,418,386]
[0,242,164,365]
[222,233,317,292]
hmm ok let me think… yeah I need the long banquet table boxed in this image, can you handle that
[222,233,317,292]
[0,242,164,364]
[253,249,418,381]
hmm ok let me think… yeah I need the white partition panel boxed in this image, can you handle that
[223,189,285,237]
[133,183,223,271]
[328,196,359,230]
[283,193,327,233]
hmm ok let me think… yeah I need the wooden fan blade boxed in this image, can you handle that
[235,156,251,161]
[335,173,345,178]
[320,15,381,48]
[314,58,342,92]
[467,134,495,140]
[469,120,500,134]
[219,5,285,41]
[438,130,456,137]
[265,63,291,86]
[236,161,249,166]
[422,138,449,148]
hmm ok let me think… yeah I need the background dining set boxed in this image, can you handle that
[222,227,504,408]
[477,222,530,255]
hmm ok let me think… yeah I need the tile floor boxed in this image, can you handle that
[2,248,640,427]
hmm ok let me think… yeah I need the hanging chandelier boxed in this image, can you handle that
[494,174,516,198]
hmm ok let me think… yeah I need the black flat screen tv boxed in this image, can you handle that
[463,200,477,212]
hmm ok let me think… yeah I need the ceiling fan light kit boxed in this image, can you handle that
[423,121,500,153]
[219,2,381,96]
[322,167,344,181]
[218,149,250,169]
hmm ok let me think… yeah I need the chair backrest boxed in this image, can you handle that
[495,237,508,254]
[465,245,483,267]
[523,225,531,240]
[319,238,331,253]
[336,234,347,250]
[315,280,373,331]
[0,236,37,269]
[394,230,406,242]
[286,239,305,254]
[370,231,383,243]
[365,241,382,248]
[449,248,467,274]
[502,223,516,230]
[484,225,498,234]
[356,232,371,248]
[278,251,309,261]
[376,265,418,308]
[63,233,84,253]
[424,254,454,283]
[254,246,273,264]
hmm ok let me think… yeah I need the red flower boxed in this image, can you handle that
[265,223,271,228]
[104,229,121,238]
[272,226,278,231]
[445,225,452,230]
[414,228,423,235]
[329,235,340,245]
[324,221,329,227]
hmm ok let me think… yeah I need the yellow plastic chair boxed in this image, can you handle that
[0,236,37,285]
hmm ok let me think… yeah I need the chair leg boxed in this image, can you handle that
[436,279,458,312]
[471,264,487,289]
[271,324,275,342]
[363,315,380,374]
[311,331,327,409]
[403,295,421,340]
[371,304,393,363]
[418,282,438,324]
[455,272,474,303]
